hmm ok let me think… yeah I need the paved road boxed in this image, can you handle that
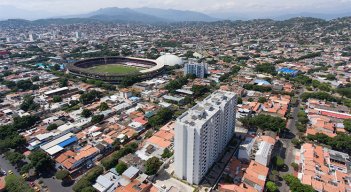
[0,155,19,175]
[0,155,72,192]
[278,96,301,192]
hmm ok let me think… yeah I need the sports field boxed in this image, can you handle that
[90,64,141,74]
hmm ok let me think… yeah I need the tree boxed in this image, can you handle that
[73,178,91,192]
[119,75,141,88]
[47,123,58,131]
[20,163,33,174]
[91,114,104,124]
[326,74,336,81]
[291,138,302,147]
[20,95,39,112]
[239,114,286,132]
[115,162,128,175]
[55,170,70,180]
[291,162,299,171]
[4,151,24,165]
[148,108,173,128]
[266,181,278,192]
[243,84,272,92]
[237,97,243,104]
[144,130,153,139]
[73,166,103,192]
[52,64,61,71]
[283,174,315,192]
[99,102,109,111]
[5,174,34,192]
[274,156,285,170]
[255,63,277,75]
[81,187,97,192]
[52,95,62,103]
[161,148,173,158]
[59,78,68,87]
[191,85,211,98]
[31,76,40,82]
[80,90,102,105]
[28,150,54,173]
[81,109,92,118]
[343,119,351,132]
[258,97,267,103]
[145,157,162,175]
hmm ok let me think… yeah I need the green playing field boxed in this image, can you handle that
[90,64,141,74]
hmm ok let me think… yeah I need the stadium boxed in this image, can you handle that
[66,57,165,83]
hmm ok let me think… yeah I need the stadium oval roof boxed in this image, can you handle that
[156,53,183,66]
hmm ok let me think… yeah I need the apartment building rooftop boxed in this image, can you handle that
[177,90,236,127]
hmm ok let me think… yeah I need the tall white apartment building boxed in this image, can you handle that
[184,59,208,78]
[174,90,237,184]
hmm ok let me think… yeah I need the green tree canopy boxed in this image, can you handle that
[47,123,58,131]
[283,174,315,192]
[266,181,278,192]
[20,95,39,112]
[145,157,162,175]
[239,114,286,132]
[5,174,34,192]
[148,108,173,128]
[55,169,70,180]
[161,148,173,158]
[28,150,54,173]
[53,95,62,103]
[115,162,128,175]
[4,151,25,165]
[99,102,109,111]
[81,109,92,118]
[91,114,104,124]
[79,90,102,105]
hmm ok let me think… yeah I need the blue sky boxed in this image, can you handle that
[0,0,350,19]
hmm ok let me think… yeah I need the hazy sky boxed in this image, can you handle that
[1,0,351,15]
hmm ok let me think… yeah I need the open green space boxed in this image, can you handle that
[90,64,141,74]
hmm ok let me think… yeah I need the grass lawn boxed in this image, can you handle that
[90,64,141,74]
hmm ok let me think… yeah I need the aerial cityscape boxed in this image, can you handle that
[0,1,351,192]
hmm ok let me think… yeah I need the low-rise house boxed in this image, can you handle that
[297,143,351,192]
[238,135,276,166]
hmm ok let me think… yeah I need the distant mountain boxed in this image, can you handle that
[61,7,217,23]
[273,12,351,21]
[134,7,218,22]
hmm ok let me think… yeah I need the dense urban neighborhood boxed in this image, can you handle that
[0,16,350,192]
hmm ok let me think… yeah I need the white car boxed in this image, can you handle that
[0,170,6,176]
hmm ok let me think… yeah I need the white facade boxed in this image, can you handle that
[255,141,273,166]
[174,90,237,184]
[184,59,208,78]
[238,136,275,166]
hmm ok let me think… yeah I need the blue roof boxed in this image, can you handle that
[278,68,298,74]
[58,136,78,148]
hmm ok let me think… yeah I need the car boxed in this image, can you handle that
[34,186,40,192]
[86,163,93,169]
[22,173,29,180]
[0,170,6,176]
[8,170,13,175]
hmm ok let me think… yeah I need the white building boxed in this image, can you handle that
[238,135,276,166]
[174,90,237,184]
[184,59,208,78]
